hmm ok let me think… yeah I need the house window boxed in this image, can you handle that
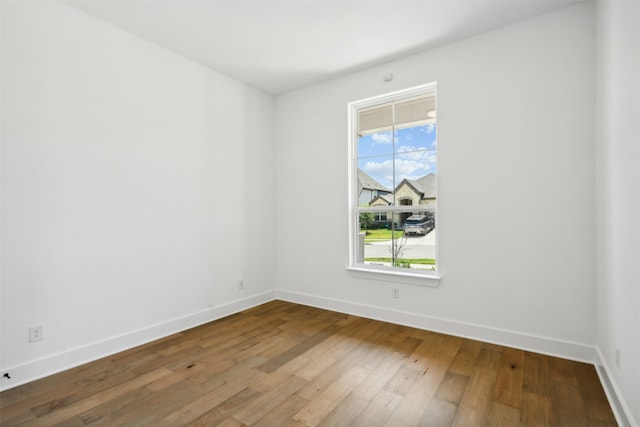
[348,83,437,277]
[374,212,387,222]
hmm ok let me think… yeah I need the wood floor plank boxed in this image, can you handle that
[50,414,87,427]
[451,348,502,427]
[550,380,590,426]
[257,325,342,373]
[76,383,151,425]
[294,339,376,402]
[213,417,246,427]
[492,347,525,408]
[154,366,266,426]
[251,354,312,393]
[19,367,172,427]
[0,301,617,427]
[448,339,483,377]
[317,392,369,427]
[201,318,286,352]
[351,389,403,427]
[79,376,204,426]
[129,344,208,377]
[144,360,210,392]
[434,372,469,405]
[486,401,522,427]
[181,386,262,426]
[233,375,307,425]
[351,349,407,401]
[383,365,423,396]
[0,409,36,427]
[291,337,349,379]
[384,335,463,426]
[393,336,423,355]
[242,299,290,317]
[521,390,553,426]
[292,365,369,426]
[187,352,267,388]
[417,397,459,427]
[523,351,551,397]
[574,362,617,424]
[403,331,446,372]
[549,355,579,385]
[294,321,387,400]
[252,394,310,427]
[2,360,138,421]
[379,322,414,348]
[197,317,287,352]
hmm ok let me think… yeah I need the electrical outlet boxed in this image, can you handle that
[392,287,399,299]
[29,325,43,342]
[615,348,620,369]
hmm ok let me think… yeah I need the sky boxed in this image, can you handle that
[358,123,437,190]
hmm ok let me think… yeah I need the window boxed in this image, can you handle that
[374,212,387,222]
[348,83,438,278]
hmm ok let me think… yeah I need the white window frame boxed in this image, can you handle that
[347,83,441,285]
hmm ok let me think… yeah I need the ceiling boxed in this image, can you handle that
[65,0,582,95]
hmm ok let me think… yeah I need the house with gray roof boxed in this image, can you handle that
[394,173,436,208]
[357,169,392,206]
[369,173,437,226]
[369,173,436,208]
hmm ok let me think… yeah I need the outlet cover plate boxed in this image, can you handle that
[29,325,43,342]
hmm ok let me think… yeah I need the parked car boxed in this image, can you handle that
[403,214,434,235]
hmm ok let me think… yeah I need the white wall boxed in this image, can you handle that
[275,3,597,359]
[0,1,275,389]
[596,1,640,425]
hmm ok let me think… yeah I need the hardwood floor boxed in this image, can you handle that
[0,301,617,426]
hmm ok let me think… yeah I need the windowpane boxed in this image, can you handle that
[358,209,436,271]
[393,124,436,178]
[358,130,394,163]
[350,83,437,276]
[357,153,395,199]
[392,123,436,206]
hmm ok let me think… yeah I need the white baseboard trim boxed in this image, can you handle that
[0,291,276,392]
[275,289,596,363]
[594,347,637,427]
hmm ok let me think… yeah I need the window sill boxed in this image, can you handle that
[346,266,441,287]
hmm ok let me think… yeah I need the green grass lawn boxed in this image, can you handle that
[363,229,404,241]
[364,257,436,265]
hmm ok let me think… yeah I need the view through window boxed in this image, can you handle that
[349,83,437,275]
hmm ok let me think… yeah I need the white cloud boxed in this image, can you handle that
[394,158,431,177]
[425,123,435,134]
[364,159,394,182]
[371,132,393,144]
[396,146,436,164]
[364,158,432,187]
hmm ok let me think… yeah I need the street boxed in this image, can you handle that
[364,230,436,260]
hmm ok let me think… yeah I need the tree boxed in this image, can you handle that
[359,212,374,235]
[391,232,410,268]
